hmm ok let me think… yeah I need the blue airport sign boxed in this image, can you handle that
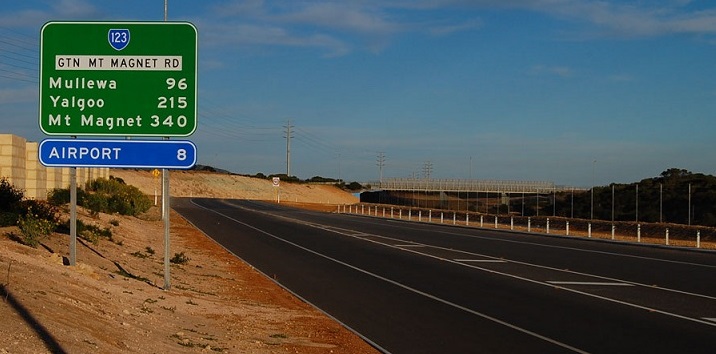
[39,139,196,169]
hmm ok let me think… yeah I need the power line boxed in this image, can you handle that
[284,119,294,176]
[377,152,386,183]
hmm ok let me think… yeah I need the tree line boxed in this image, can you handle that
[551,168,716,226]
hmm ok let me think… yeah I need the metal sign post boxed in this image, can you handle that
[273,177,280,203]
[38,20,197,290]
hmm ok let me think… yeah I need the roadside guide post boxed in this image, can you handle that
[39,21,197,290]
[153,169,160,205]
[273,177,281,203]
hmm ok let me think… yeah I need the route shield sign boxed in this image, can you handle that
[40,22,197,136]
[39,139,197,169]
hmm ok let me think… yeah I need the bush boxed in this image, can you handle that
[0,177,24,213]
[170,252,190,265]
[21,200,60,225]
[51,178,151,216]
[17,206,57,247]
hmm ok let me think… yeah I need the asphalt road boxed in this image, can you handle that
[173,198,716,354]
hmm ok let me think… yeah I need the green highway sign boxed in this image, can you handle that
[40,21,197,136]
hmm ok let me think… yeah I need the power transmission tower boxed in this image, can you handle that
[377,152,386,184]
[423,161,433,179]
[284,119,294,176]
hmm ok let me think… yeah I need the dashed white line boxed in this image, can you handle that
[547,281,635,286]
[455,259,507,263]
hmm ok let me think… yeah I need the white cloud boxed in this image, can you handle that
[530,64,574,78]
[428,18,483,36]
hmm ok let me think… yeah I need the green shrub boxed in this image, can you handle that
[51,178,151,216]
[0,212,17,227]
[0,177,24,213]
[170,252,190,265]
[83,192,108,217]
[21,200,60,226]
[17,207,57,247]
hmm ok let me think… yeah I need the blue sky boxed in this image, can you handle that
[2,0,716,187]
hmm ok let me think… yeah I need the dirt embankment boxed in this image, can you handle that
[111,169,358,205]
[1,171,370,353]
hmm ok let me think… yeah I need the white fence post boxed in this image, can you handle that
[390,207,394,218]
[440,212,444,224]
[382,208,385,217]
[527,217,531,232]
[453,213,456,225]
[588,223,592,238]
[494,216,498,229]
[361,205,365,214]
[419,210,422,222]
[612,225,616,240]
[546,218,550,234]
[510,217,514,230]
[408,209,411,220]
[666,228,669,245]
[637,224,641,242]
[429,210,432,223]
[566,221,569,236]
[697,230,701,248]
[480,215,484,228]
[466,214,470,226]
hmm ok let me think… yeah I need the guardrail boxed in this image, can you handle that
[337,203,715,250]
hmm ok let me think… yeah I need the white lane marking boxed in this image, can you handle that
[184,199,392,354]
[455,259,507,263]
[414,223,716,270]
[333,225,716,302]
[188,199,588,354]
[395,244,424,247]
[200,199,716,329]
[704,318,716,323]
[547,281,634,287]
[295,220,716,328]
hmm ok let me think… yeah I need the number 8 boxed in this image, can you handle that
[177,149,187,161]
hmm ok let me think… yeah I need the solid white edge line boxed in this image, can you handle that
[188,198,588,354]
[183,199,392,354]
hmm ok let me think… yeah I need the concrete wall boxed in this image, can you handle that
[0,134,109,200]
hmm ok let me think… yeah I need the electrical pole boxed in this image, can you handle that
[377,152,386,184]
[423,161,433,179]
[284,119,294,177]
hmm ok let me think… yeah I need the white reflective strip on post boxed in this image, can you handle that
[697,230,701,248]
[527,217,531,232]
[546,218,550,234]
